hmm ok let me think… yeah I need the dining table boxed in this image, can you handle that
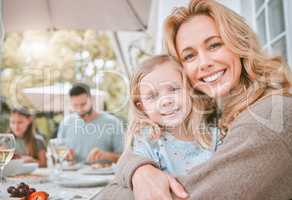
[0,164,114,200]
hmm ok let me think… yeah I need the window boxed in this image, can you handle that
[254,0,291,63]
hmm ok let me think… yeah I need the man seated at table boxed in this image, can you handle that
[57,83,124,163]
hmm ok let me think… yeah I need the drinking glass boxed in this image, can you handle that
[48,138,69,171]
[0,134,15,188]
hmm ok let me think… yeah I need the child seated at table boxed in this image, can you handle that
[9,107,47,167]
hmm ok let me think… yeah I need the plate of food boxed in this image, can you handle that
[81,163,116,175]
[90,162,112,169]
[61,162,83,171]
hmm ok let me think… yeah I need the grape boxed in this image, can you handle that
[10,188,19,197]
[23,184,29,191]
[18,182,27,188]
[7,186,16,194]
[18,188,26,196]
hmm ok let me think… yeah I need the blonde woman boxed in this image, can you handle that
[97,0,292,199]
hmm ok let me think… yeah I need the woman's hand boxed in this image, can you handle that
[87,147,107,163]
[12,153,21,159]
[21,155,36,163]
[132,164,189,200]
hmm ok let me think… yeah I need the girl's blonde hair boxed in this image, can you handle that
[164,0,292,138]
[126,55,214,149]
[9,108,38,159]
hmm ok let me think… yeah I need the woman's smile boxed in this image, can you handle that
[200,69,226,83]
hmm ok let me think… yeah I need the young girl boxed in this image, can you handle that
[9,108,47,167]
[127,55,218,176]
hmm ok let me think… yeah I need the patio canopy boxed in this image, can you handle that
[2,0,152,32]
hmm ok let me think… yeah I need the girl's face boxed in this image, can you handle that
[175,15,242,98]
[139,62,192,128]
[9,113,32,138]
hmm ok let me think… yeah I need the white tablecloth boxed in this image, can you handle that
[1,166,114,200]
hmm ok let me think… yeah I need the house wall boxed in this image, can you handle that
[238,0,292,67]
[148,0,189,54]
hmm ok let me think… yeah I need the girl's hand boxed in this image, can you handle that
[132,164,189,200]
[21,155,36,163]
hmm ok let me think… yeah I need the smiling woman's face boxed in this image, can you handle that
[175,15,242,98]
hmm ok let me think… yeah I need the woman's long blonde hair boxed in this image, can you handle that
[164,0,292,139]
[126,55,214,149]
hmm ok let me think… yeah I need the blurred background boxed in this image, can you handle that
[0,0,291,141]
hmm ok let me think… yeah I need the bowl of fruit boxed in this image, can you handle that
[7,182,49,200]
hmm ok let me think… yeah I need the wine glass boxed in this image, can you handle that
[48,138,69,172]
[0,134,15,187]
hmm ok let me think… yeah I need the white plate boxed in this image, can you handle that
[61,162,83,171]
[81,166,115,175]
[4,160,38,177]
[57,175,110,188]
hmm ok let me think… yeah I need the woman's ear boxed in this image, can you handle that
[136,101,143,110]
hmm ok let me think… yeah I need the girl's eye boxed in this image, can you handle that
[145,93,157,100]
[170,86,181,92]
[209,42,223,50]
